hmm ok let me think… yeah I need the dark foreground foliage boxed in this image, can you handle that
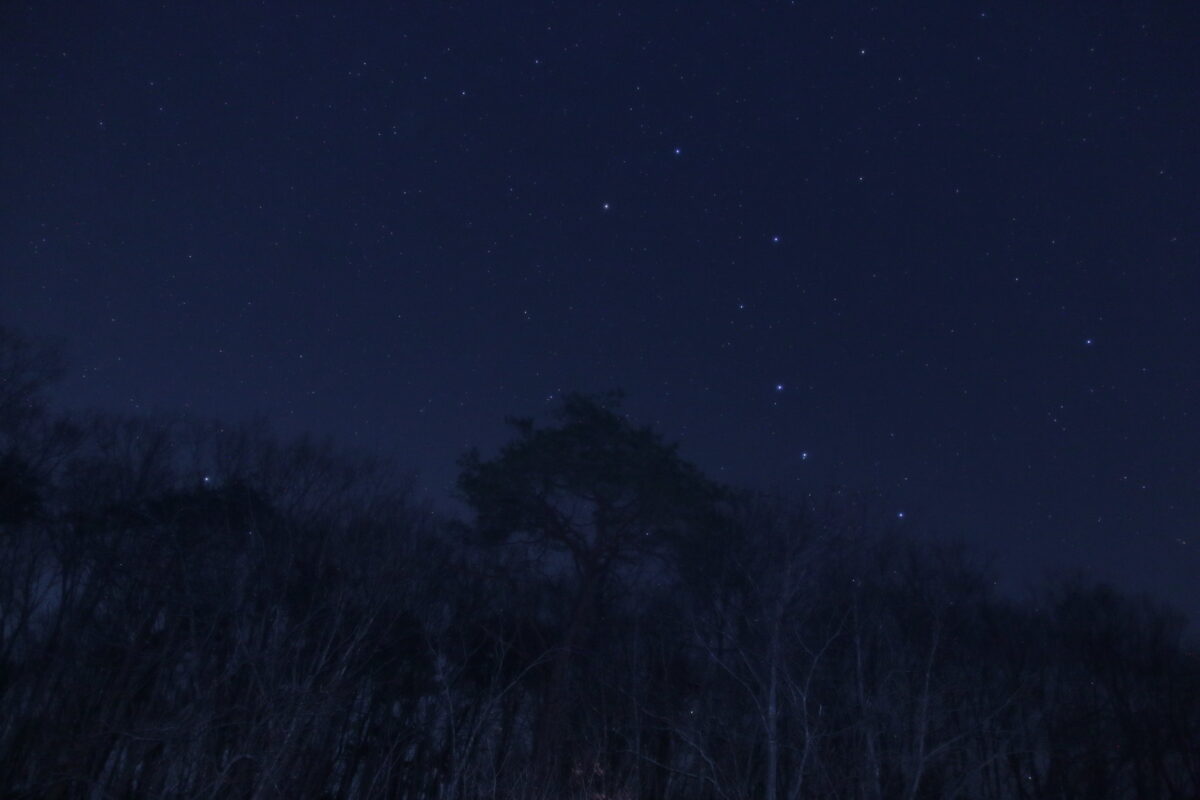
[0,325,1197,799]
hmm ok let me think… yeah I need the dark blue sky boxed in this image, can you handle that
[2,2,1197,614]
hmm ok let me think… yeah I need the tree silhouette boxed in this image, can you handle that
[0,324,1196,799]
[457,391,727,787]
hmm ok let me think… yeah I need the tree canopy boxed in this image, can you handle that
[457,391,727,575]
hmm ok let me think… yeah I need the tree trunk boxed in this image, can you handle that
[534,561,604,790]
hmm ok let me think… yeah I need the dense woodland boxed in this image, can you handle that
[0,323,1197,800]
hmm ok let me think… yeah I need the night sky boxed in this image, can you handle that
[2,2,1197,615]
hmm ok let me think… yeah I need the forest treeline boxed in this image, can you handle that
[1,324,1197,800]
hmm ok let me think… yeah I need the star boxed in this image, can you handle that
[672,147,682,156]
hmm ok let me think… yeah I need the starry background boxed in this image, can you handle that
[2,2,1197,615]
